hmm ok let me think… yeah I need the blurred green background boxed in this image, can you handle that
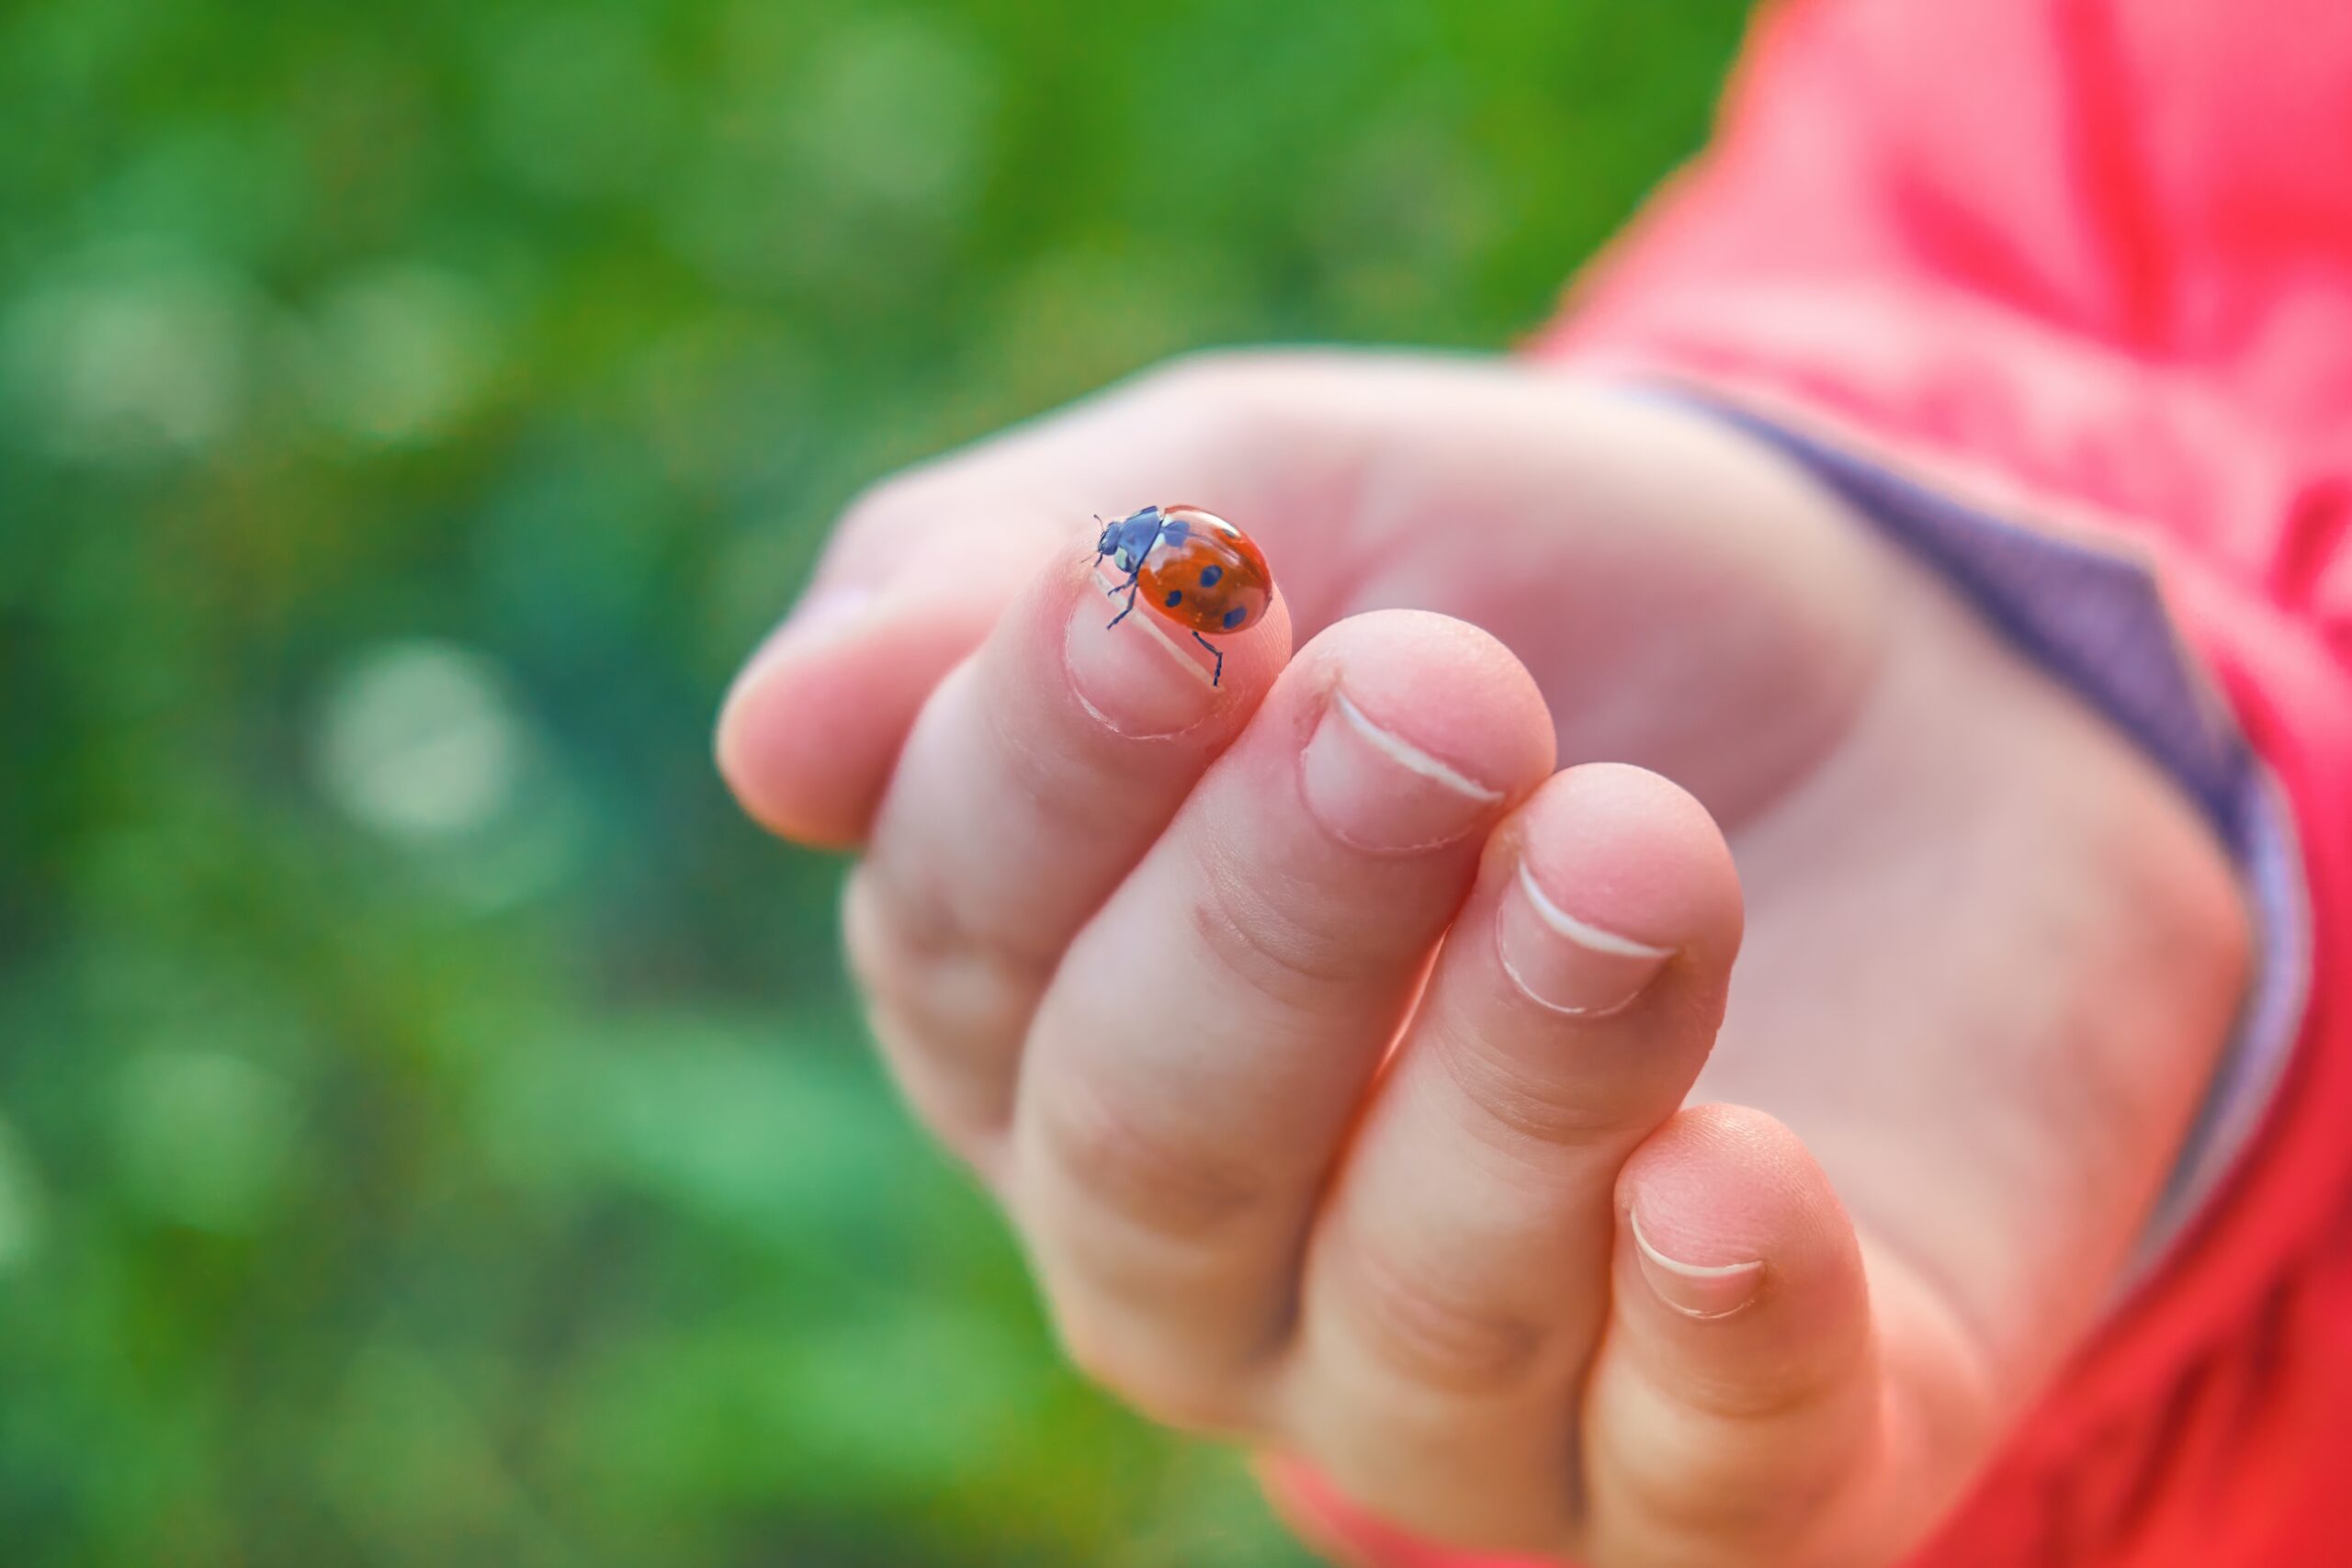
[0,1,1747,1562]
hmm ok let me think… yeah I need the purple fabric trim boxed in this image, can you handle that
[1661,393,2310,1271]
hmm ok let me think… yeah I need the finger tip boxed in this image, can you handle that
[1515,763,1744,961]
[1619,1105,1856,1281]
[1592,1107,1884,1564]
[1246,585,1297,675]
[1305,609,1557,800]
[718,579,1021,846]
[1058,551,1294,735]
[714,649,885,848]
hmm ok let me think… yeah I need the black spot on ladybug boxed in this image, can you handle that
[1164,590,1183,607]
[1222,605,1247,629]
[1198,565,1223,588]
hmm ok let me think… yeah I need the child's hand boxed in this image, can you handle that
[717,354,2249,1566]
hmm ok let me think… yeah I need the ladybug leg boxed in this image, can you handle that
[1190,629,1224,686]
[1105,572,1142,629]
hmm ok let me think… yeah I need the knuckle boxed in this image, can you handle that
[1033,1069,1266,1244]
[1337,1239,1546,1400]
[1668,1352,1854,1427]
[845,860,1060,1004]
[979,713,1154,840]
[1427,1025,1657,1154]
[843,868,1035,1143]
[1187,870,1358,1013]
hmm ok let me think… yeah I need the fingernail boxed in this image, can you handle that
[1064,562,1222,738]
[1299,691,1503,852]
[733,586,876,693]
[1497,861,1672,1016]
[1629,1207,1763,1321]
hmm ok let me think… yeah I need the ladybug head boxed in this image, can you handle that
[1096,504,1161,575]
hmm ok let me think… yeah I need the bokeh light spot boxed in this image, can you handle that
[314,641,528,840]
[2,251,255,463]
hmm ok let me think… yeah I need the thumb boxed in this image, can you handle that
[714,355,1325,848]
[716,551,1031,848]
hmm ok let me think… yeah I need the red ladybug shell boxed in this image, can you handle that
[1137,505,1272,637]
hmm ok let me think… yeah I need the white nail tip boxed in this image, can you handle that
[1493,945,1632,1019]
[1629,1211,1763,1280]
[1331,693,1502,801]
[1629,1210,1763,1321]
[1091,564,1216,688]
[1515,863,1674,959]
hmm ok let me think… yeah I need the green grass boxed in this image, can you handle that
[0,1,1748,1562]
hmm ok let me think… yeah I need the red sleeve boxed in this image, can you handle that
[1289,1,2352,1562]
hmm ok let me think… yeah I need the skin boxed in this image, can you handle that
[714,352,2251,1566]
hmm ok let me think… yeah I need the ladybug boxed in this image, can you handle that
[1092,503,1273,686]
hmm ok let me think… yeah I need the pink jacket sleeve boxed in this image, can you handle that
[1283,1,2352,1562]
